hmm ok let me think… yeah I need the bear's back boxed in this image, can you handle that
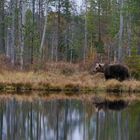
[104,64,129,81]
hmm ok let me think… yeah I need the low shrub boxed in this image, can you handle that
[105,80,123,92]
[61,67,75,76]
[125,55,140,80]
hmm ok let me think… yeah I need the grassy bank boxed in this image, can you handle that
[0,70,140,93]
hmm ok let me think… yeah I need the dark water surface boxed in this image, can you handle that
[0,97,139,140]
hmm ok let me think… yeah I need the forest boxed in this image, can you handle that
[0,0,140,67]
[0,0,140,92]
[1,1,140,139]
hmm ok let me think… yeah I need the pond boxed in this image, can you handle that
[0,94,139,140]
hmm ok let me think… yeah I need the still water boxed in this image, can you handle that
[0,96,139,140]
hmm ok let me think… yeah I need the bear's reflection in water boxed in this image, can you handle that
[94,100,129,111]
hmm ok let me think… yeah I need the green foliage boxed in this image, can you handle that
[61,67,75,76]
[25,9,33,47]
[87,0,96,35]
[109,13,119,37]
[67,48,78,62]
[125,46,140,80]
[126,56,140,80]
[95,40,105,53]
[1,0,140,68]
[24,9,40,59]
[62,0,72,20]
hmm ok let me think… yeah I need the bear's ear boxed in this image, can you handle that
[95,63,99,67]
[99,63,105,68]
[99,64,102,68]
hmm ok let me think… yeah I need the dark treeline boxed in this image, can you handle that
[0,0,140,69]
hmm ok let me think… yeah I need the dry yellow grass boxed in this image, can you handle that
[105,80,123,92]
[0,71,139,92]
[122,80,140,92]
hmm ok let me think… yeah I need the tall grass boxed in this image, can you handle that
[0,60,139,92]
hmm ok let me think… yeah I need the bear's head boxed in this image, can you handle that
[94,63,105,73]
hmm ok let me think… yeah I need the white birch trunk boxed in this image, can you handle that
[118,0,124,62]
[6,1,13,58]
[6,28,11,58]
[11,0,16,65]
[70,21,74,64]
[127,14,131,56]
[19,0,26,70]
[83,0,88,64]
[40,0,48,59]
[51,33,54,61]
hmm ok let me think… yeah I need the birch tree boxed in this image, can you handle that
[31,0,36,64]
[118,0,124,62]
[56,0,61,62]
[83,0,88,63]
[40,0,49,59]
[127,3,131,57]
[19,0,26,69]
[0,0,5,54]
[11,0,16,65]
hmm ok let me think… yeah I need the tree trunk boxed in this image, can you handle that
[11,0,16,65]
[98,0,101,42]
[6,28,11,58]
[0,0,5,54]
[118,0,124,63]
[56,0,61,62]
[31,0,35,64]
[70,22,74,63]
[127,12,131,56]
[51,32,54,61]
[38,0,43,39]
[40,1,48,59]
[19,0,26,70]
[83,0,88,64]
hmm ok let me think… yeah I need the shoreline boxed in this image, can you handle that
[0,91,139,104]
[0,71,139,93]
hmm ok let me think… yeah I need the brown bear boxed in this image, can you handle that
[94,100,129,111]
[94,63,130,81]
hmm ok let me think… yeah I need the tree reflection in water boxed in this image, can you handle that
[0,98,139,140]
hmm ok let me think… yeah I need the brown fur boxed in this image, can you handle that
[94,63,130,81]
